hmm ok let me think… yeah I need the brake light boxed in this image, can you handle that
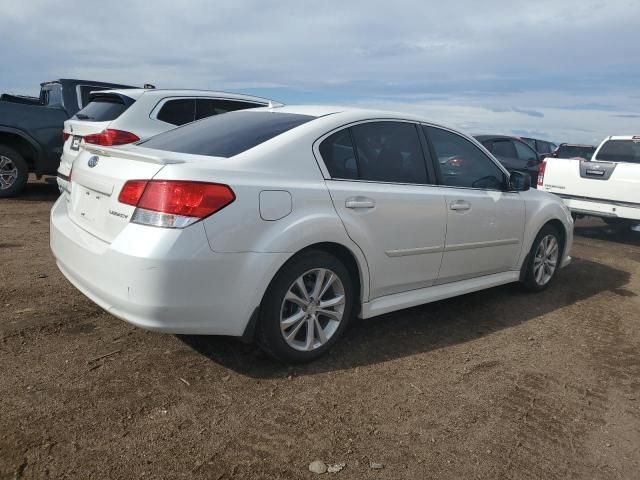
[84,129,140,146]
[118,180,235,228]
[537,160,547,186]
[118,180,148,206]
[63,132,71,142]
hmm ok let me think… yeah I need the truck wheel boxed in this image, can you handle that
[0,146,28,197]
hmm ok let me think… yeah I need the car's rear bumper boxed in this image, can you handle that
[50,196,288,336]
[560,196,640,221]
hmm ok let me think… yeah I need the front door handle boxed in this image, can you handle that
[345,197,376,209]
[449,200,471,211]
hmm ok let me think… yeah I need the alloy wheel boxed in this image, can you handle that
[533,234,559,286]
[0,155,18,190]
[280,268,346,352]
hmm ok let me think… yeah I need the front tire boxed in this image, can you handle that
[522,225,562,291]
[257,250,354,363]
[0,146,29,198]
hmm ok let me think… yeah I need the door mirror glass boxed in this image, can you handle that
[509,171,530,191]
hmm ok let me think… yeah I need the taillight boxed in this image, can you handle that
[84,129,140,146]
[118,180,235,228]
[63,132,71,142]
[537,160,547,186]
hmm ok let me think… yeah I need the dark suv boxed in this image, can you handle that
[0,78,135,196]
[474,135,541,187]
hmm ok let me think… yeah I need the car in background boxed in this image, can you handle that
[50,106,573,363]
[0,79,135,197]
[474,135,541,187]
[539,135,640,228]
[519,137,558,157]
[57,89,280,192]
[549,143,596,160]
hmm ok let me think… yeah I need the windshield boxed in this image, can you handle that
[73,94,134,122]
[140,110,315,158]
[556,145,596,160]
[595,139,640,164]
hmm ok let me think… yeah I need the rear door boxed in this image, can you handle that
[318,121,447,299]
[425,126,525,283]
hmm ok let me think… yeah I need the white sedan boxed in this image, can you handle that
[50,105,573,363]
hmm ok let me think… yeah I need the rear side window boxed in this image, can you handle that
[350,122,428,183]
[157,99,196,126]
[73,94,134,122]
[319,130,359,180]
[595,140,640,164]
[195,99,262,120]
[140,111,314,158]
[514,140,538,161]
[487,139,517,158]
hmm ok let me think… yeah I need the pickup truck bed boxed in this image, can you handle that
[539,136,640,223]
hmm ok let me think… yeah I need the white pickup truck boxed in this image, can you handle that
[538,135,640,227]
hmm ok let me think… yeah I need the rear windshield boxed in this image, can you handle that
[140,110,315,158]
[556,145,596,160]
[73,94,134,122]
[595,139,640,164]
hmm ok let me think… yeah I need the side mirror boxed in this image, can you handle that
[509,171,530,191]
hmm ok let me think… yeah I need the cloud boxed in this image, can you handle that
[1,0,639,143]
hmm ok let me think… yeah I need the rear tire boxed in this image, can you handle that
[521,225,562,292]
[257,250,354,363]
[0,146,28,197]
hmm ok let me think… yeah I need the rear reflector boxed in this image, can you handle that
[84,129,140,146]
[537,160,547,186]
[118,180,235,228]
[63,132,71,142]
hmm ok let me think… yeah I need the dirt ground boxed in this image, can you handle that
[1,179,640,480]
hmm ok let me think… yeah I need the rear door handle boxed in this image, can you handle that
[345,197,376,209]
[449,200,471,211]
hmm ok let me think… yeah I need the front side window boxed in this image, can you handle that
[157,99,196,126]
[514,140,538,161]
[595,139,640,164]
[425,126,505,190]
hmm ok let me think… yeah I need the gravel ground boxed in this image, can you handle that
[1,179,639,479]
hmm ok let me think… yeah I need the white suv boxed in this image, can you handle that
[57,89,278,192]
[50,105,573,363]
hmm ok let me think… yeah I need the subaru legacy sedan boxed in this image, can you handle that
[50,105,573,363]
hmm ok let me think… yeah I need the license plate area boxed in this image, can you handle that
[71,135,82,151]
[73,185,105,224]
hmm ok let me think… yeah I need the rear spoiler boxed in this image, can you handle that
[85,145,184,165]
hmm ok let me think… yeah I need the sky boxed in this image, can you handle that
[2,0,639,144]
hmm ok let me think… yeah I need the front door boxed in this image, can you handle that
[424,126,525,283]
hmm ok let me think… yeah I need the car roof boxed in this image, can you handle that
[606,135,640,141]
[249,104,460,126]
[558,143,596,147]
[92,88,278,105]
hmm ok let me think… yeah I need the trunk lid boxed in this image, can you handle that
[67,146,170,243]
